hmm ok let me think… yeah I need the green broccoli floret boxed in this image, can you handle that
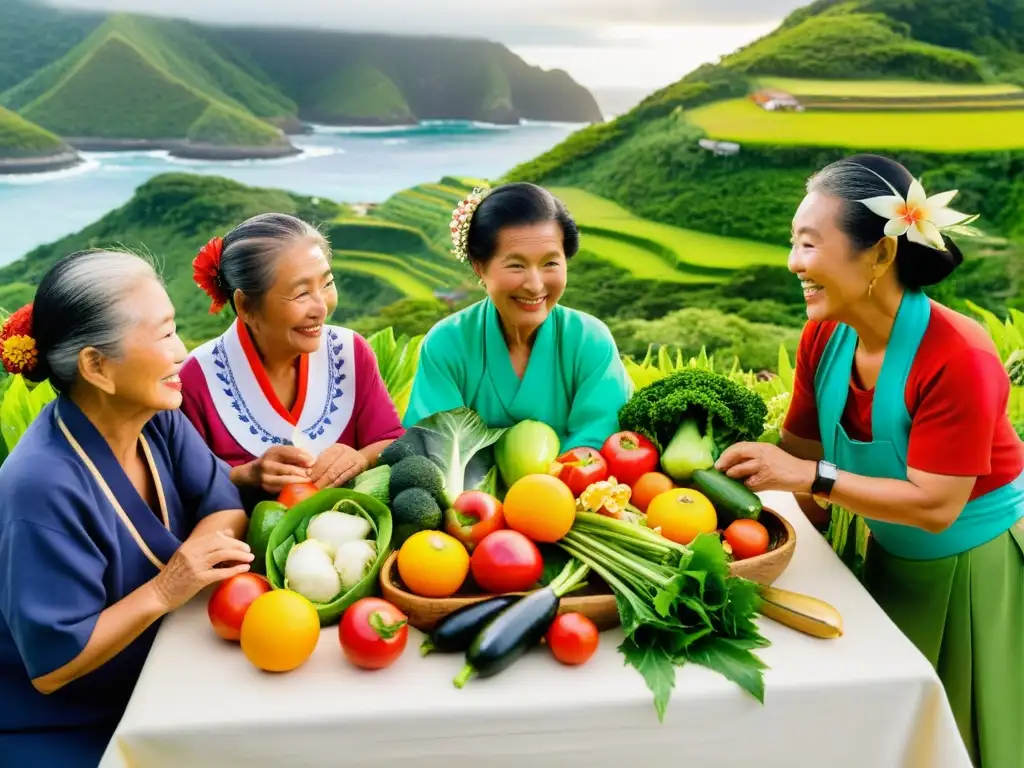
[618,368,767,482]
[389,455,445,504]
[378,428,427,466]
[391,487,442,546]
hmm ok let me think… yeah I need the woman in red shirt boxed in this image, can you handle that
[717,154,1022,767]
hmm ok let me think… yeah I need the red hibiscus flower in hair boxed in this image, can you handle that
[0,303,38,375]
[192,237,230,314]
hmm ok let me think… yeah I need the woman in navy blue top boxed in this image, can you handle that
[0,250,252,766]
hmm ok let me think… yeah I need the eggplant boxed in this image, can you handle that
[420,595,521,656]
[452,587,559,688]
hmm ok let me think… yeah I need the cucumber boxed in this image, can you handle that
[691,468,762,522]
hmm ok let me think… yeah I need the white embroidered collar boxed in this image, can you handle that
[190,319,356,458]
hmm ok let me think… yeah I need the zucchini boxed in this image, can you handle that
[453,588,558,688]
[420,595,521,656]
[451,558,589,688]
[691,467,762,522]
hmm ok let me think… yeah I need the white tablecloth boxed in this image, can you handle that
[99,491,971,768]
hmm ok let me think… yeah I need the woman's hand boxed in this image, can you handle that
[238,446,315,492]
[310,443,369,489]
[152,530,254,612]
[715,442,817,495]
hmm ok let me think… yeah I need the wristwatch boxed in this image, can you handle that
[811,460,838,501]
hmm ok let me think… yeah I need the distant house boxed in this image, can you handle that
[433,288,467,307]
[698,139,740,156]
[750,89,804,112]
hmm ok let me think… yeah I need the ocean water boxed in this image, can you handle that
[0,119,582,266]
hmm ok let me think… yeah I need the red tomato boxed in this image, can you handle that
[445,490,506,551]
[546,612,599,665]
[555,447,609,498]
[339,597,409,670]
[470,530,544,593]
[207,573,272,641]
[630,472,675,513]
[724,519,770,561]
[278,482,319,508]
[600,431,659,488]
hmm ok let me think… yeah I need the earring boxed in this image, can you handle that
[868,277,877,299]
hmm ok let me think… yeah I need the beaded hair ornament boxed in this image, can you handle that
[450,187,491,262]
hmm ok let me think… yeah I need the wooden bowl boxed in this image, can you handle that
[380,507,796,632]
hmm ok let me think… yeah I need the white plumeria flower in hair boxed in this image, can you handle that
[858,177,975,252]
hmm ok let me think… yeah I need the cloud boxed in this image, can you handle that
[48,0,804,42]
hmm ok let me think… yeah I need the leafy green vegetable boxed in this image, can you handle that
[558,511,769,721]
[410,407,508,507]
[618,368,767,482]
[365,327,424,420]
[0,376,56,454]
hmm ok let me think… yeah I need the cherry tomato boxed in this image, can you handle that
[600,431,659,488]
[470,530,544,593]
[555,447,609,498]
[339,597,409,670]
[278,482,319,508]
[207,573,272,641]
[546,612,599,665]
[724,519,770,560]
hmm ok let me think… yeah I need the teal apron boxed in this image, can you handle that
[814,288,1024,767]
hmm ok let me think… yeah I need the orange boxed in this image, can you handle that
[630,472,676,513]
[397,530,469,598]
[503,474,576,543]
[240,590,320,672]
[646,488,717,545]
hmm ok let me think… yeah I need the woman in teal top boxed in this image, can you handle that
[403,182,631,451]
[717,154,1022,767]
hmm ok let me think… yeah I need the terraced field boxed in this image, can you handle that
[550,187,790,278]
[688,98,1024,151]
[757,78,1023,98]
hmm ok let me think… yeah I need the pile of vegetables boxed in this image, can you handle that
[405,370,797,719]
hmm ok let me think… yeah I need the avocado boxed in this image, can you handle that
[391,487,443,546]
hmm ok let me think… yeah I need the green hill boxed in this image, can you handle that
[0,104,68,156]
[213,28,602,124]
[0,14,297,148]
[304,65,414,125]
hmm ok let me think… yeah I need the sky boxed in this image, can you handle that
[48,0,807,90]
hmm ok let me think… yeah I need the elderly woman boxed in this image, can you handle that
[716,154,1023,766]
[180,213,404,499]
[403,183,631,450]
[0,251,251,766]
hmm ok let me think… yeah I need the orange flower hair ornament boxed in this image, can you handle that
[0,303,38,376]
[192,236,230,314]
[450,187,491,262]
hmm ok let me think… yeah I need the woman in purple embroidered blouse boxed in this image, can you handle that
[179,213,404,502]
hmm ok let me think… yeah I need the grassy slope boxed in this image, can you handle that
[1,15,295,142]
[305,64,413,124]
[0,105,67,156]
[0,0,102,94]
[186,102,287,146]
[723,11,985,81]
[689,97,1024,151]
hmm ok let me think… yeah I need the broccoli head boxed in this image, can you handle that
[617,369,768,481]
